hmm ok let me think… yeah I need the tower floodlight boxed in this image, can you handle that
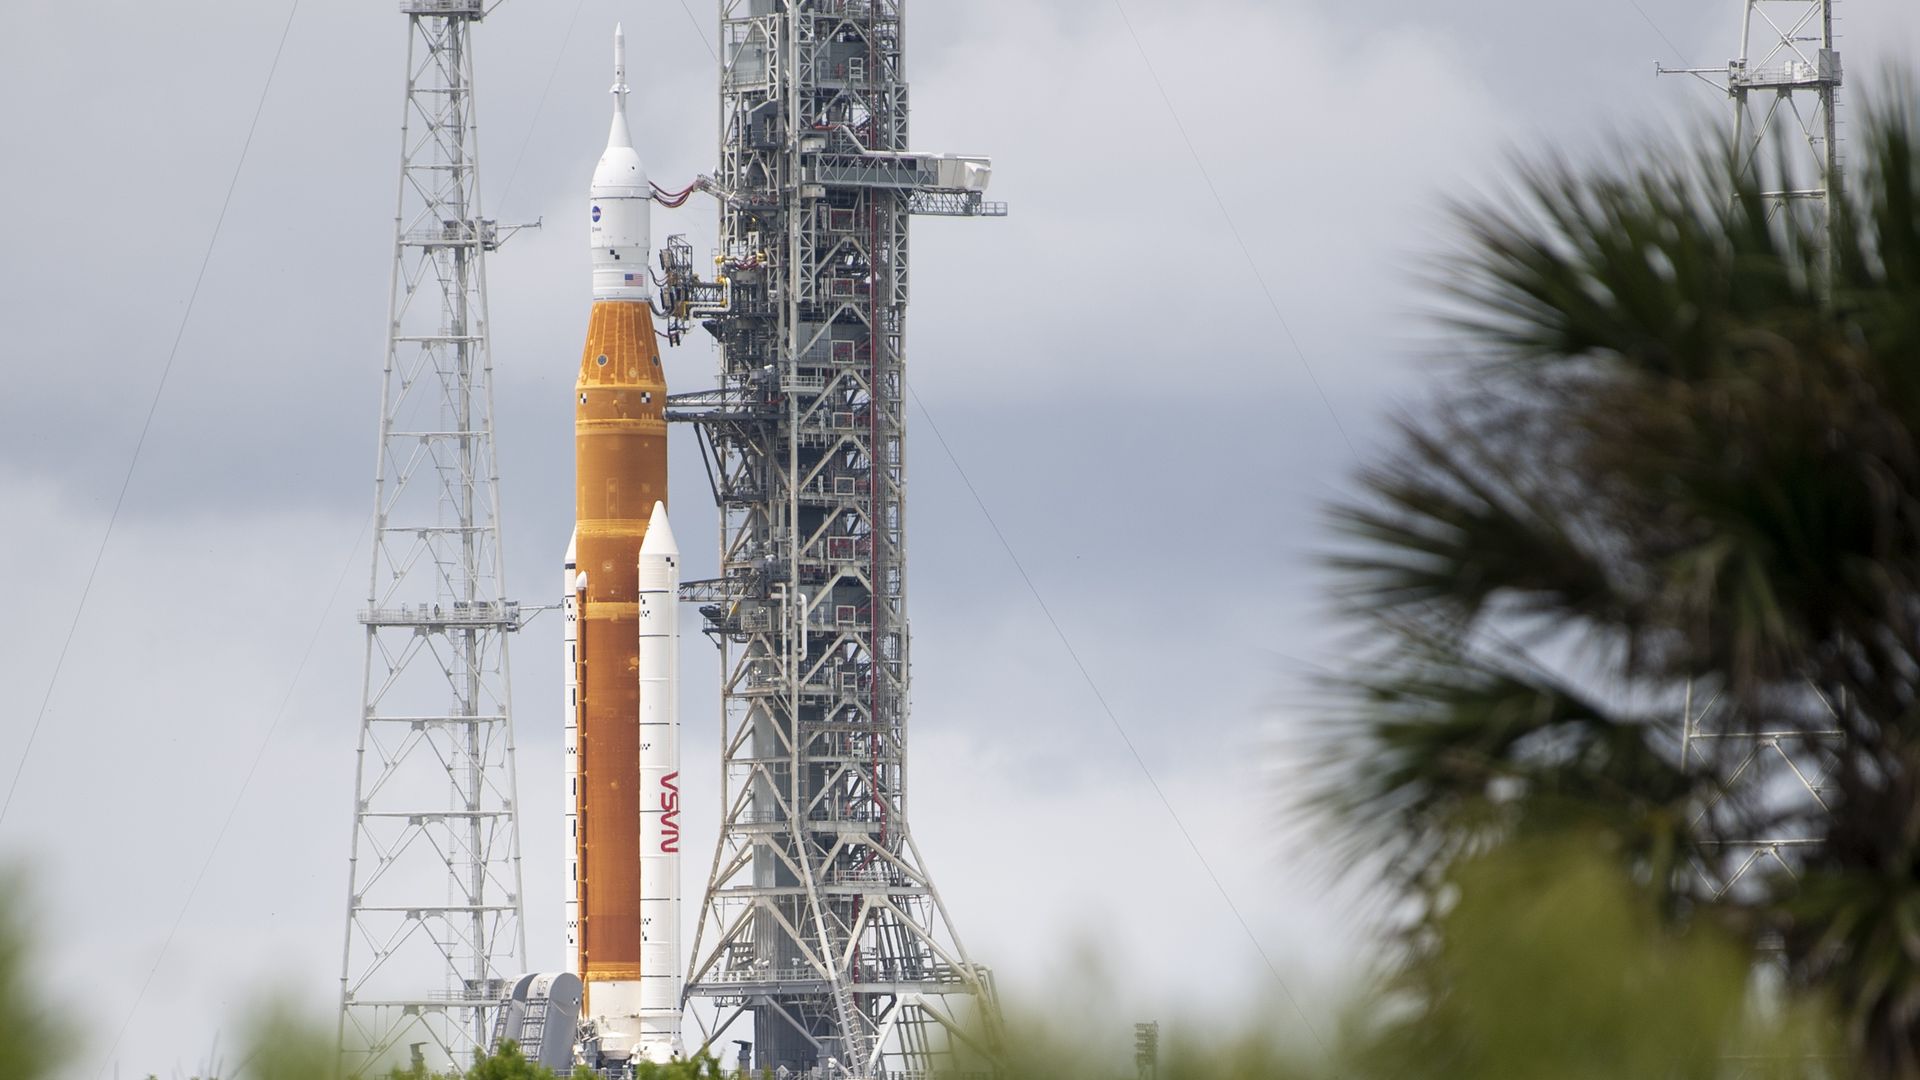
[337,3,527,1072]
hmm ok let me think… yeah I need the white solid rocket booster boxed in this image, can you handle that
[636,500,684,1063]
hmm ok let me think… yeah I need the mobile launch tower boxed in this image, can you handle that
[338,1,528,1070]
[670,1,1006,1074]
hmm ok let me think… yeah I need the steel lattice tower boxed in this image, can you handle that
[1664,2,1843,229]
[338,2,527,1071]
[1662,2,1843,901]
[671,1,1004,1074]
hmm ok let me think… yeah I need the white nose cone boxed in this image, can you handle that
[638,500,678,562]
[592,23,651,301]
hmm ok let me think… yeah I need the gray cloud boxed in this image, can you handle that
[4,0,1917,1075]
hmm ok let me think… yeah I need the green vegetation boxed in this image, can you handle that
[379,1046,726,1080]
[0,875,62,1080]
[379,1041,558,1080]
[1318,87,1920,1076]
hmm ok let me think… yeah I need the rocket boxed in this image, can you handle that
[562,24,683,1068]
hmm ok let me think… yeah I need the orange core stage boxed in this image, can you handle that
[574,297,667,998]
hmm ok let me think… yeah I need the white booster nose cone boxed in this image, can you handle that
[592,23,652,301]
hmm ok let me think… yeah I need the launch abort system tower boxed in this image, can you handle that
[338,1,527,1070]
[672,1,1005,1074]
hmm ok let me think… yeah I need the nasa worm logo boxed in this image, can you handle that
[592,205,602,223]
[660,771,681,853]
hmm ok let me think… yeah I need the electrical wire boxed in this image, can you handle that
[907,382,1334,1055]
[1110,0,1353,460]
[1629,0,1692,65]
[996,0,1350,1051]
[676,0,716,61]
[495,0,589,214]
[0,0,302,830]
[91,512,370,1080]
[962,1,1699,1052]
[69,9,307,1068]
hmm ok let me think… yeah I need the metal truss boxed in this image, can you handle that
[672,2,1002,1076]
[338,3,526,1073]
[1662,1,1842,232]
[1681,685,1843,902]
[1661,4,1844,909]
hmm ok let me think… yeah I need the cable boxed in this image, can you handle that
[91,510,371,1079]
[653,181,697,207]
[1072,0,1348,1049]
[0,0,302,830]
[78,10,326,1063]
[1110,0,1353,459]
[1628,0,1692,65]
[495,0,588,214]
[676,0,716,61]
[906,383,1333,1056]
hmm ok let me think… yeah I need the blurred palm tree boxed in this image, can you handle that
[1320,88,1920,1076]
[0,876,61,1080]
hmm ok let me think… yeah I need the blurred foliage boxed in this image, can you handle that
[237,1000,352,1080]
[1350,835,1834,1080]
[1319,80,1920,1076]
[987,840,1830,1080]
[380,1039,559,1080]
[377,1044,727,1080]
[0,874,62,1080]
[626,1055,729,1080]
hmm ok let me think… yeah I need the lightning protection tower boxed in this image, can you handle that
[670,1,1005,1075]
[1662,1,1842,233]
[1661,2,1843,901]
[338,2,527,1071]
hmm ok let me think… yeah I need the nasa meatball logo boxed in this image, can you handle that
[591,205,602,223]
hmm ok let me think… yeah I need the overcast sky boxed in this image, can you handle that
[4,0,1919,1076]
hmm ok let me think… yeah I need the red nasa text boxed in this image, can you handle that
[660,771,680,853]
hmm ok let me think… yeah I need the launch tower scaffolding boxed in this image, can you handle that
[672,1,1005,1075]
[1662,1,1844,902]
[338,2,527,1071]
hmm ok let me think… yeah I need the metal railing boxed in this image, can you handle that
[399,0,484,15]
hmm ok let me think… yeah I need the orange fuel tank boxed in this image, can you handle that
[573,296,667,995]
